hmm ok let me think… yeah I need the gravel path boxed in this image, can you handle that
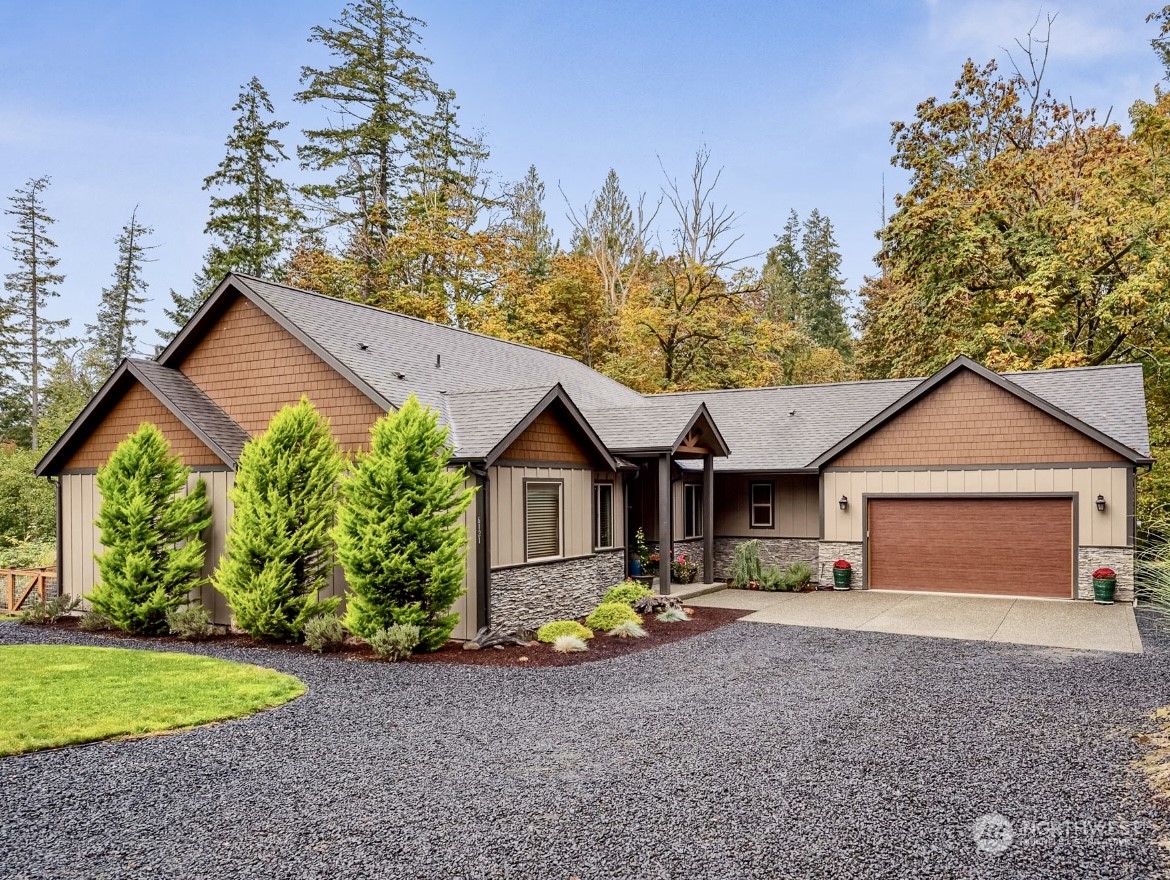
[1,616,1168,879]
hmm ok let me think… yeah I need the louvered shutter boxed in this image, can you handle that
[526,483,561,560]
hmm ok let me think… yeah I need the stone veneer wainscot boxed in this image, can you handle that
[1077,547,1134,602]
[489,550,626,630]
[817,541,864,588]
[712,537,819,583]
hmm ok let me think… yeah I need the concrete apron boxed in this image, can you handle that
[685,588,1143,654]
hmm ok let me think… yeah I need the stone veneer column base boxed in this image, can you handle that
[488,550,626,631]
[817,541,865,588]
[712,537,819,583]
[1077,547,1134,602]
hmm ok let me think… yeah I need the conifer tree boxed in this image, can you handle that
[214,398,342,641]
[335,395,475,651]
[3,176,71,450]
[505,165,556,278]
[161,78,301,341]
[90,424,212,634]
[295,0,443,255]
[799,209,852,354]
[87,207,154,373]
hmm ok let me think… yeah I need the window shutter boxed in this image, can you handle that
[526,483,561,560]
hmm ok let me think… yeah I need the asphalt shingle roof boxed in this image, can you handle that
[226,276,1151,469]
[130,359,251,463]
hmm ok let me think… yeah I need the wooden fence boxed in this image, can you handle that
[2,568,56,612]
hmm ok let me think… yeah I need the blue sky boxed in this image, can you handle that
[1,0,1164,353]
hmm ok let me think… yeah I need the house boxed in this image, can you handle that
[36,274,1153,638]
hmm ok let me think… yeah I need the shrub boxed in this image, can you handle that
[166,605,216,641]
[1093,567,1117,579]
[585,602,642,632]
[783,562,813,590]
[731,540,763,588]
[0,538,55,570]
[77,610,112,632]
[602,581,654,606]
[303,615,346,653]
[536,620,594,643]
[367,623,421,662]
[336,396,476,652]
[215,399,342,642]
[833,559,852,570]
[657,607,690,623]
[607,620,648,638]
[551,635,588,653]
[88,424,212,634]
[760,566,786,592]
[18,594,80,625]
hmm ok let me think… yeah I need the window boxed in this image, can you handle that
[594,482,615,549]
[525,482,562,561]
[684,483,703,539]
[750,482,774,529]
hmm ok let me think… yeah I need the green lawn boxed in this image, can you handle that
[0,645,305,756]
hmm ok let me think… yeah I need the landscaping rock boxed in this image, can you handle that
[0,616,1167,878]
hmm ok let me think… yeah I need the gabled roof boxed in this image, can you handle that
[444,384,619,469]
[587,399,730,456]
[36,359,249,475]
[806,356,1152,468]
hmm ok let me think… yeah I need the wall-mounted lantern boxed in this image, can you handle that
[839,495,849,511]
[1096,494,1107,512]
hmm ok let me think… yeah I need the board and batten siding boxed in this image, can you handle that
[711,473,819,538]
[489,465,620,568]
[58,470,479,639]
[821,467,1130,547]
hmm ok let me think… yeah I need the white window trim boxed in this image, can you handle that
[750,481,774,529]
[684,483,703,540]
[524,481,564,562]
[594,481,615,551]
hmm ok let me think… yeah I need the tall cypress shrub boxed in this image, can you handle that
[214,398,342,641]
[90,424,212,634]
[335,395,476,651]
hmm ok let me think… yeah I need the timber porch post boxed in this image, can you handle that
[703,453,714,584]
[658,453,672,594]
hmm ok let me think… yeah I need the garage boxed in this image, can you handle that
[866,497,1074,599]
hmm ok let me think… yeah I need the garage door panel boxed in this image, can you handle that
[867,497,1073,599]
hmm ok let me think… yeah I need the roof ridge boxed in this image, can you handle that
[1003,362,1142,376]
[645,375,924,397]
[444,383,557,396]
[235,273,630,371]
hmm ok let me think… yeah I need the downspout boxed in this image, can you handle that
[469,463,490,631]
[55,477,63,600]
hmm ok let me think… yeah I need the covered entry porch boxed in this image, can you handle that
[593,402,729,594]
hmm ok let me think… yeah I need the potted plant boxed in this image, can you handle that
[671,552,698,585]
[1092,567,1117,605]
[832,559,852,591]
[631,527,649,577]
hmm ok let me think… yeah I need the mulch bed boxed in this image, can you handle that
[24,606,748,668]
[408,606,747,668]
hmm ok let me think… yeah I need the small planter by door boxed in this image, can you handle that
[1092,577,1117,605]
[832,568,852,591]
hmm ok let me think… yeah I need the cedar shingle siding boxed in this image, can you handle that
[499,407,591,464]
[176,294,385,451]
[829,370,1126,468]
[61,380,222,471]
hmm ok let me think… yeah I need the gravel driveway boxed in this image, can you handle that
[1,617,1167,879]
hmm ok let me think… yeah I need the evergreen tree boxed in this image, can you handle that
[335,395,475,651]
[295,0,444,288]
[799,210,852,354]
[761,210,803,323]
[214,398,342,641]
[3,176,71,450]
[161,78,301,342]
[87,207,154,374]
[89,424,212,634]
[505,164,556,278]
[568,168,655,313]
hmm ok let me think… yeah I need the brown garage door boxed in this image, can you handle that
[867,497,1073,598]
